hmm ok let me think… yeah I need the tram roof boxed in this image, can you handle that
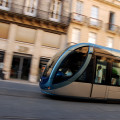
[71,43,119,52]
[68,43,120,58]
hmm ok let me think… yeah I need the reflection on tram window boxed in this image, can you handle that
[95,56,107,84]
[111,60,120,86]
[53,47,89,84]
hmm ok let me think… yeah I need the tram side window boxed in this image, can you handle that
[95,56,107,84]
[111,60,120,86]
[53,47,89,84]
[76,57,94,83]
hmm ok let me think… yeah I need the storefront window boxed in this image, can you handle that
[0,52,4,69]
[39,58,50,79]
[0,52,5,79]
[10,55,31,80]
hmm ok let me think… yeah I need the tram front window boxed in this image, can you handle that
[41,50,66,84]
[53,47,89,84]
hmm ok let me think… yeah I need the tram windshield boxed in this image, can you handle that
[53,47,89,84]
[41,46,75,80]
[41,49,66,84]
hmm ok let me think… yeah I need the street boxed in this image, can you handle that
[0,80,120,120]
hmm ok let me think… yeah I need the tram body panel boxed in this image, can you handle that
[53,82,92,97]
[91,85,107,99]
[107,86,120,99]
[41,89,55,95]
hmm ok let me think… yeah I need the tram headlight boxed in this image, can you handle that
[48,87,51,90]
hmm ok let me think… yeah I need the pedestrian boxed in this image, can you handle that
[95,65,103,83]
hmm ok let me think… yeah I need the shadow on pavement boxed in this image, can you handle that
[41,94,120,104]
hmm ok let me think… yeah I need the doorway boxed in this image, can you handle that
[10,55,31,80]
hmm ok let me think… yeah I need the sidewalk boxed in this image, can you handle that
[0,78,39,86]
[0,78,42,98]
[0,78,40,93]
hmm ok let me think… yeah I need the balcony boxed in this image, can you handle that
[106,23,119,34]
[0,2,70,26]
[71,13,87,25]
[87,17,102,29]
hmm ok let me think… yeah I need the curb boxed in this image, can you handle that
[0,79,39,86]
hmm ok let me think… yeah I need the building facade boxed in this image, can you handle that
[68,0,120,49]
[1,0,120,83]
[0,0,71,82]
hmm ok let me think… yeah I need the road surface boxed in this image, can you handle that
[0,80,120,120]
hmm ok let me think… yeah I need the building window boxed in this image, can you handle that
[74,1,83,21]
[72,28,80,44]
[49,0,62,22]
[0,0,11,11]
[106,37,113,48]
[24,0,38,17]
[108,12,115,31]
[90,6,99,26]
[88,32,96,44]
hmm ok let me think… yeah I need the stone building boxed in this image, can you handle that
[1,0,120,83]
[0,0,71,82]
[68,0,120,49]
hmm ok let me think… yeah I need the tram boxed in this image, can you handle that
[40,43,120,100]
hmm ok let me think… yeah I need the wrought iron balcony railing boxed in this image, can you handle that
[106,23,119,33]
[0,2,70,26]
[87,17,102,29]
[71,13,87,24]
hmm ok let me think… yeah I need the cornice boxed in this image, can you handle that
[94,0,120,9]
[0,10,68,34]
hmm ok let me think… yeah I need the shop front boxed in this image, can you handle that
[0,51,5,79]
[10,54,31,80]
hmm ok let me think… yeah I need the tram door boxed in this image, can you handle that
[91,56,108,99]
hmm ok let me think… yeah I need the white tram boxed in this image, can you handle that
[40,43,120,100]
